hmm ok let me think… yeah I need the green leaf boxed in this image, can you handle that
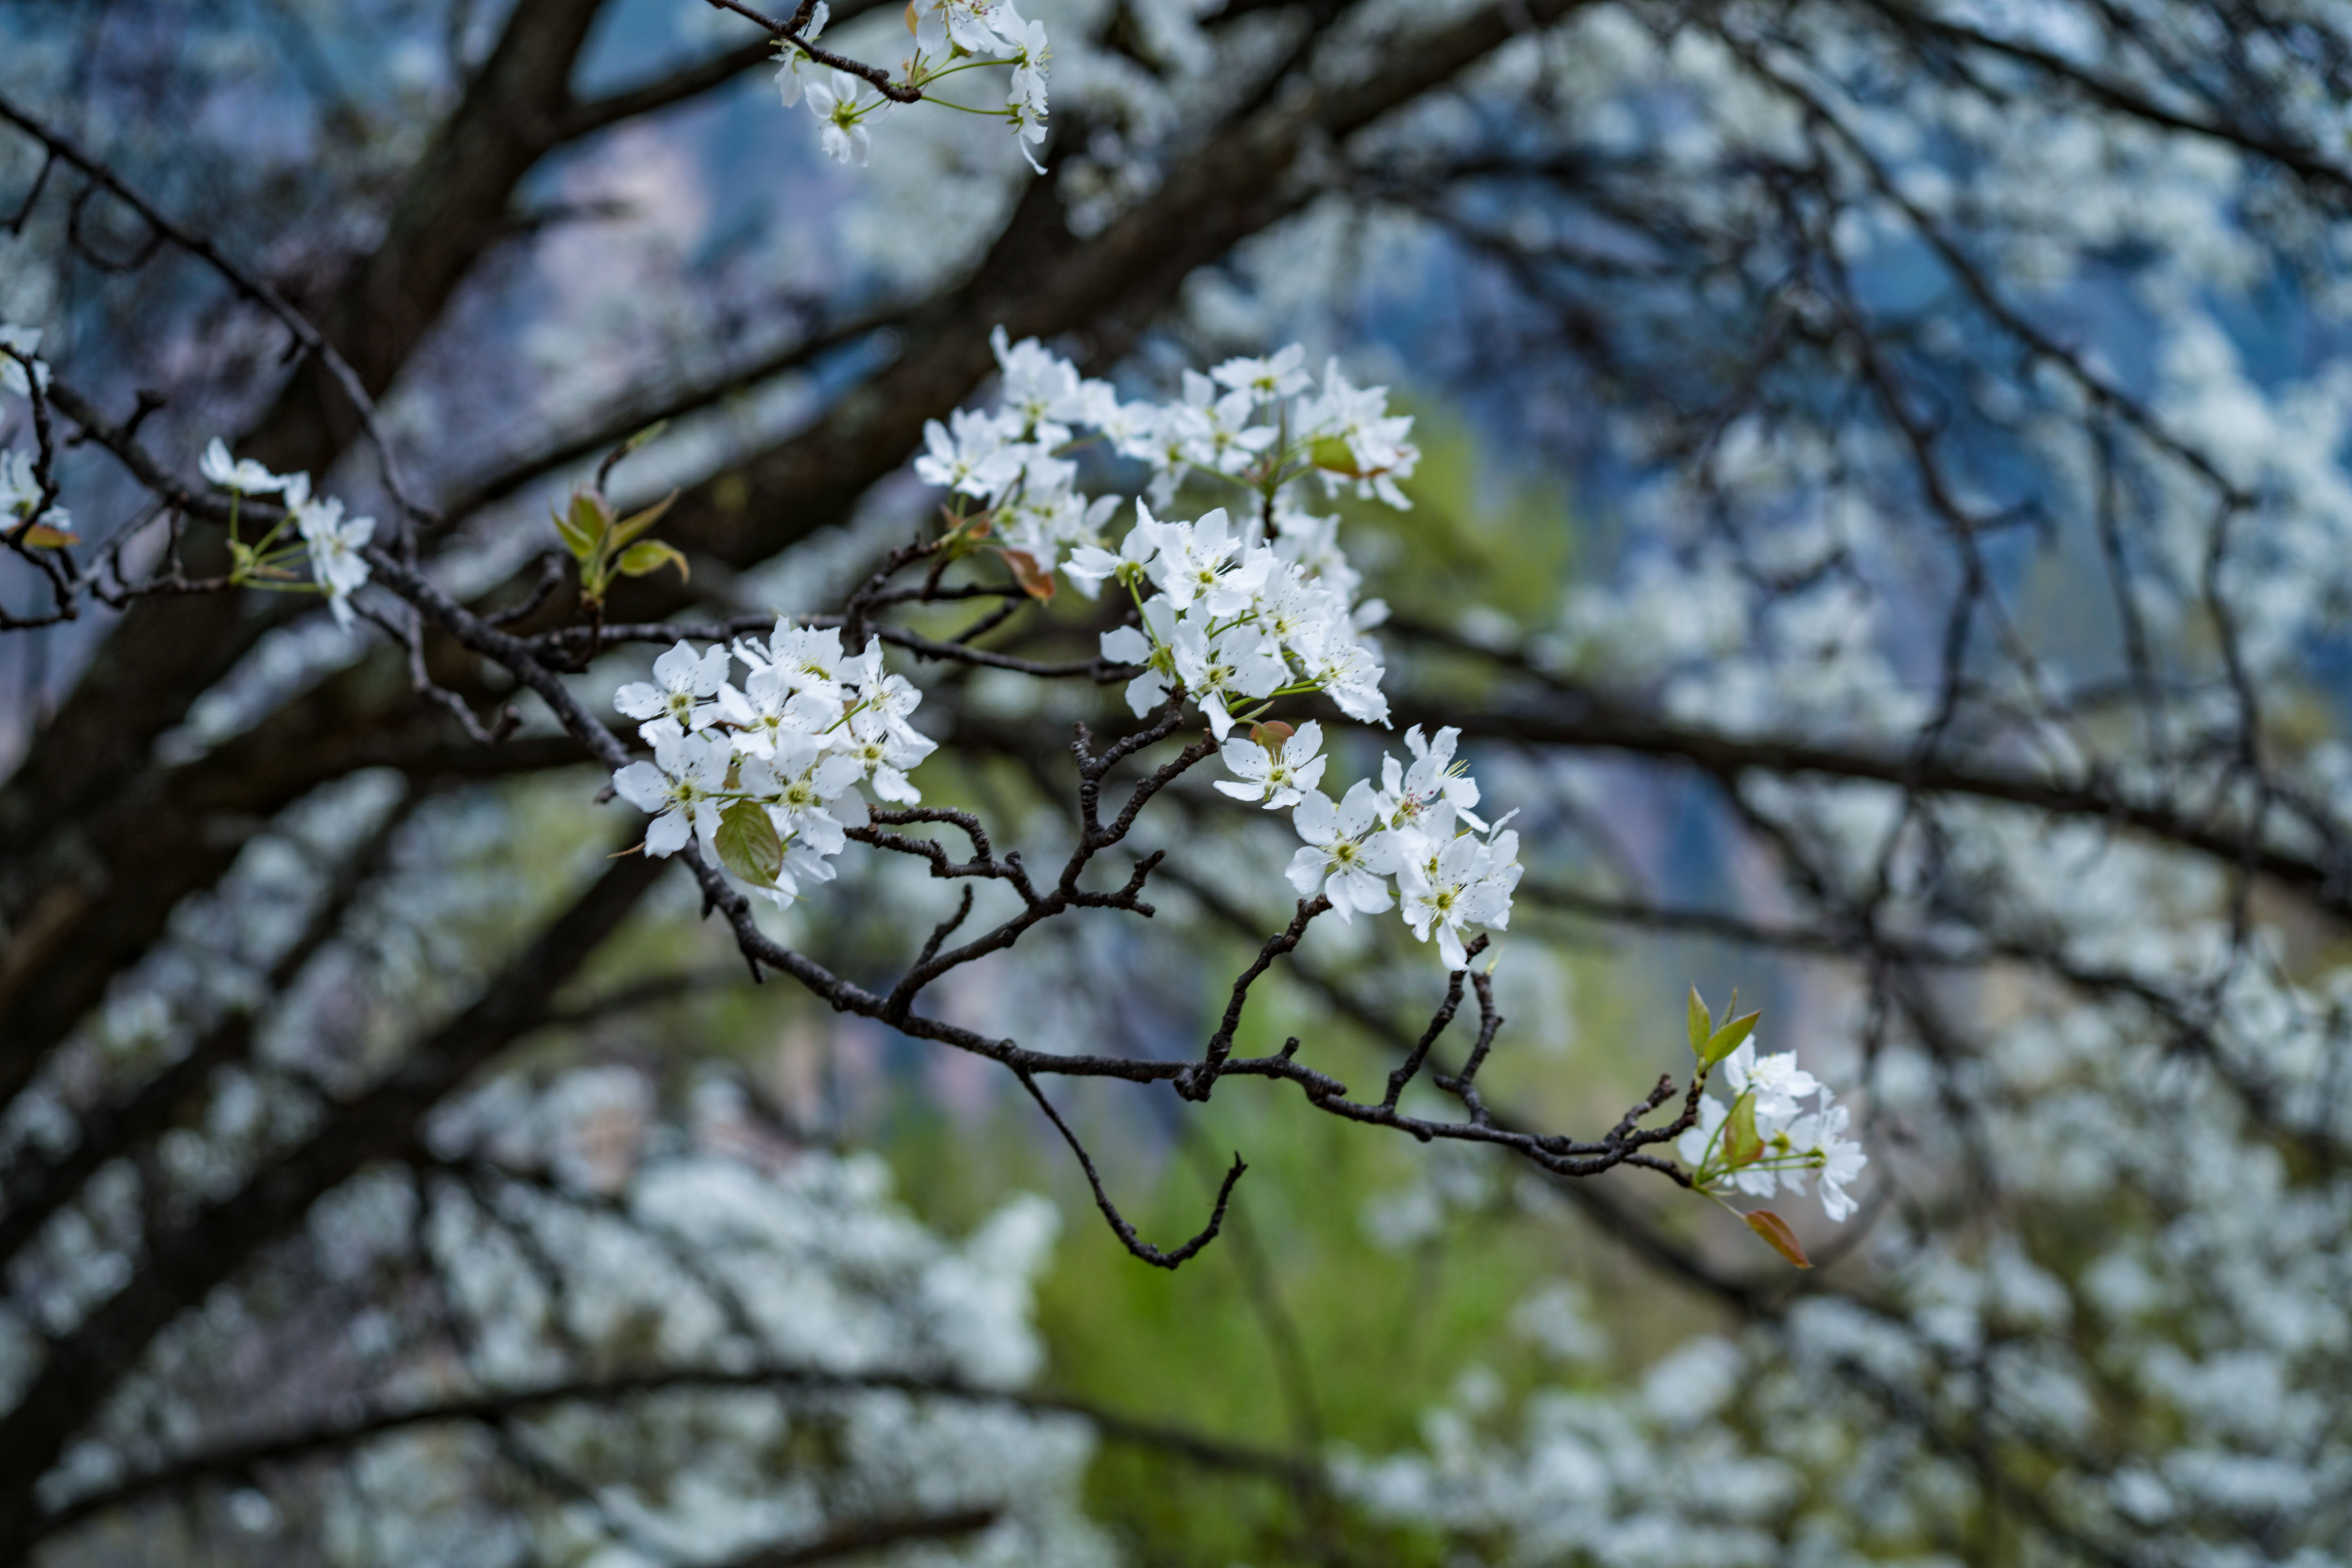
[714,799,783,887]
[610,489,680,549]
[1724,1093,1765,1168]
[556,490,610,560]
[615,540,689,582]
[1742,1209,1813,1269]
[617,419,670,460]
[1686,986,1711,1057]
[1701,1010,1762,1068]
[1308,435,1363,476]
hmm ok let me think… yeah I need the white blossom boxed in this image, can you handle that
[615,640,730,742]
[805,71,886,166]
[913,407,1022,499]
[1212,345,1312,403]
[199,438,291,495]
[1216,720,1327,809]
[612,730,733,859]
[291,490,376,628]
[1287,779,1403,922]
[770,0,829,107]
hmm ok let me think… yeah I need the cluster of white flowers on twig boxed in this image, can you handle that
[1675,992,1867,1236]
[905,330,1526,969]
[771,0,1051,169]
[191,441,377,626]
[612,625,937,905]
[1271,725,1524,971]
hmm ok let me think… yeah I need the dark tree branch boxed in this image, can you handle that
[1016,1069,1249,1271]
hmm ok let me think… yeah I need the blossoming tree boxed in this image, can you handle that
[2,0,2349,1562]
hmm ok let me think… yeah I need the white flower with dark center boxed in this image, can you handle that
[1171,617,1286,741]
[764,730,865,853]
[843,635,929,749]
[914,407,1023,499]
[835,707,935,803]
[1301,359,1419,506]
[1066,505,1164,595]
[1129,408,1197,509]
[744,622,849,718]
[1245,562,1349,657]
[1181,384,1278,477]
[612,731,733,859]
[1216,720,1327,809]
[1298,630,1389,727]
[1007,490,1118,589]
[1379,725,1487,833]
[989,327,1087,439]
[1150,508,1265,615]
[1287,780,1403,922]
[615,640,728,742]
[1396,833,1495,970]
[715,666,828,760]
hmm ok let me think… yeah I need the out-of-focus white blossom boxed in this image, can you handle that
[769,1,829,107]
[289,488,376,628]
[805,71,887,166]
[199,438,291,496]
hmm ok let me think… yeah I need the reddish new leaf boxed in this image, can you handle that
[1744,1209,1813,1269]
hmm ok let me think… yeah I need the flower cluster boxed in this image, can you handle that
[1677,1039,1867,1222]
[919,334,1419,562]
[609,623,937,906]
[1090,502,1388,736]
[918,330,1410,718]
[1264,725,1524,969]
[773,0,1050,169]
[906,329,1515,965]
[196,439,376,626]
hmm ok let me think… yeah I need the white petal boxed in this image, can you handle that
[613,761,670,811]
[644,808,691,857]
